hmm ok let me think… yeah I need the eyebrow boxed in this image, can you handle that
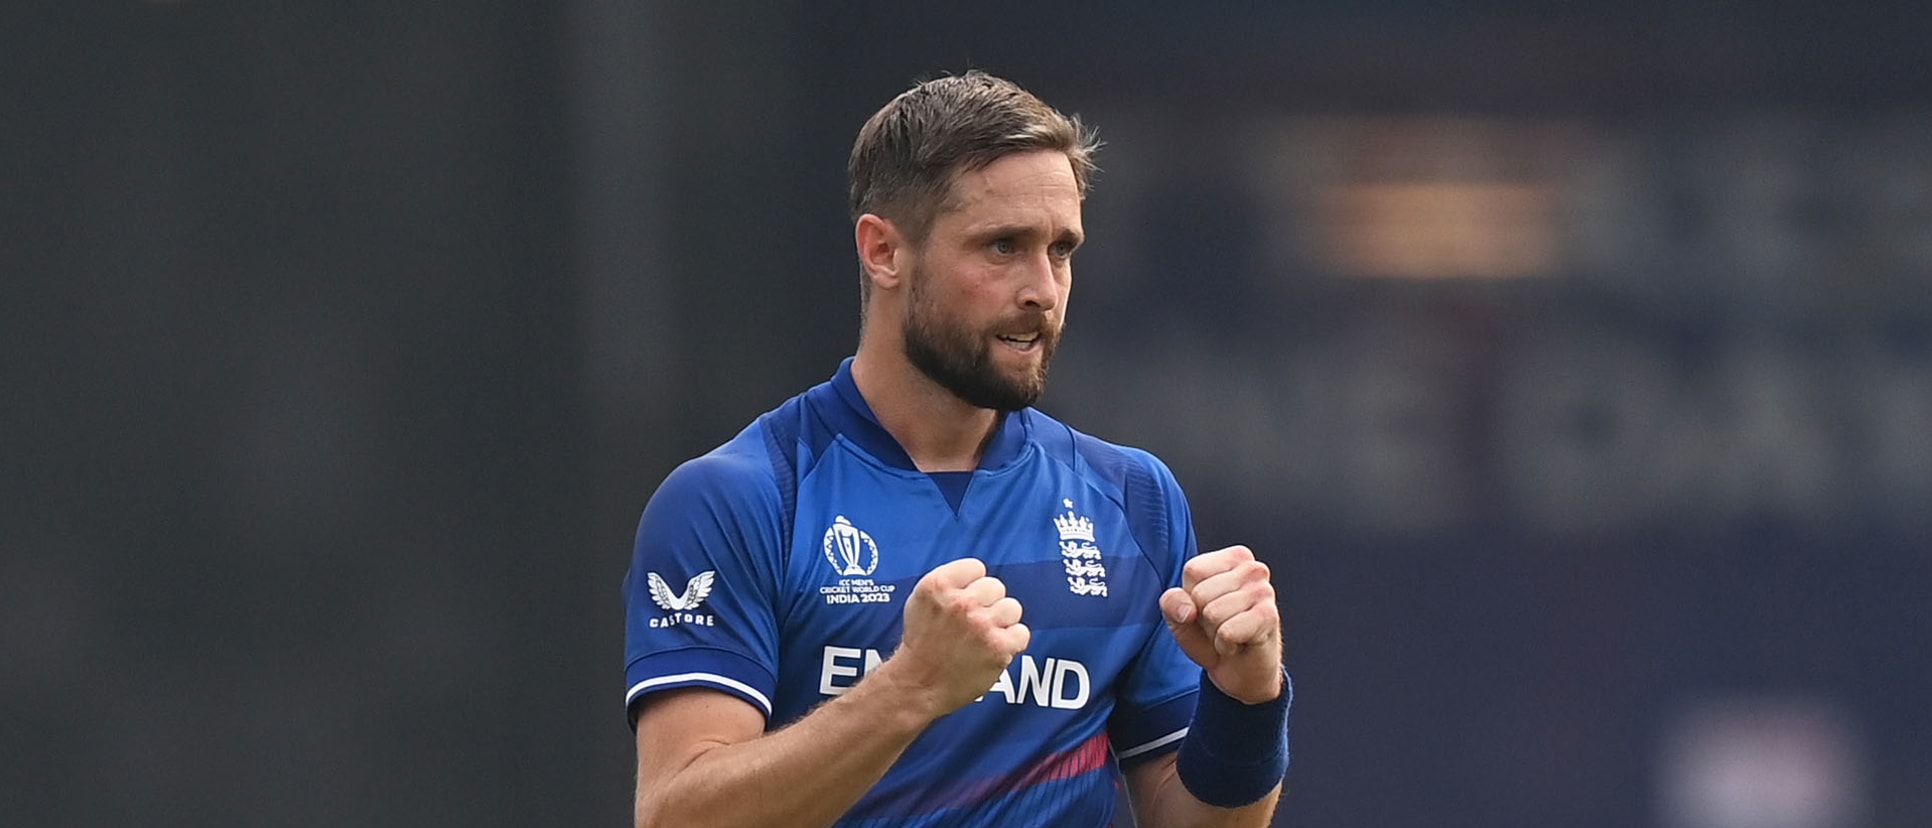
[971,223,1084,246]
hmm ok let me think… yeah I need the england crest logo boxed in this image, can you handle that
[1057,499,1109,598]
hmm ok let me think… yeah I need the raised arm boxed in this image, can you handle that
[1123,545,1290,828]
[632,558,1030,828]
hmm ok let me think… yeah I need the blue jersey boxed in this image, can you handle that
[623,359,1202,826]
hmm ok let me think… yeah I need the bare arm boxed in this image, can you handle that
[632,668,932,828]
[1123,752,1280,828]
[632,558,1029,828]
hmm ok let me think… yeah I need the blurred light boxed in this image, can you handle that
[1253,116,1575,280]
[1323,181,1555,278]
[1658,697,1868,828]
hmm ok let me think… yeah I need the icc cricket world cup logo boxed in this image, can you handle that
[823,515,879,577]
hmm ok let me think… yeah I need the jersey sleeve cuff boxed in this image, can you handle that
[1110,689,1199,764]
[625,648,777,726]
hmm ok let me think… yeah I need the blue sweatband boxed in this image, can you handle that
[1176,669,1292,808]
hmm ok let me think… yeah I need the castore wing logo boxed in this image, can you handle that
[647,570,716,611]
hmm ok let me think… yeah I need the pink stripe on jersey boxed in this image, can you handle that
[847,732,1115,820]
[1003,731,1112,792]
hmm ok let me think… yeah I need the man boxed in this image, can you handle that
[623,71,1290,827]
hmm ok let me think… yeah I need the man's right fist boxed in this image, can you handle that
[893,558,1031,716]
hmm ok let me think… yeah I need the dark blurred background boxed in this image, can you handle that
[7,2,1931,826]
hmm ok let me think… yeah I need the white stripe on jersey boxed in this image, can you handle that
[627,672,774,715]
[1116,726,1189,760]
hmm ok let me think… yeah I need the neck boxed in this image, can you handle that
[851,334,1000,473]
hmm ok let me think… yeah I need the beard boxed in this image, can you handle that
[902,266,1061,413]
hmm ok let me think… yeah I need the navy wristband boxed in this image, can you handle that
[1176,669,1292,808]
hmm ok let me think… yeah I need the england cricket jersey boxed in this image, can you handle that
[623,359,1202,826]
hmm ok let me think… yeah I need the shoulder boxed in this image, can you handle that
[651,383,827,498]
[1023,408,1187,502]
[645,420,786,520]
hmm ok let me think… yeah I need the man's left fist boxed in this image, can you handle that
[1159,545,1283,704]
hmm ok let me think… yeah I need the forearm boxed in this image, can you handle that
[1127,670,1291,828]
[1131,755,1280,828]
[634,663,939,828]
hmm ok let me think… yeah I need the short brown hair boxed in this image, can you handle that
[849,70,1099,249]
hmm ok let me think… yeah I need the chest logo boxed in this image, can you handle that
[819,516,895,606]
[823,515,879,577]
[1057,499,1109,598]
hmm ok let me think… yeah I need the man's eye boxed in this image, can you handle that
[991,238,1016,255]
[1050,241,1077,259]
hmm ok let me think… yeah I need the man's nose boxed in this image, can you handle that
[1016,252,1059,312]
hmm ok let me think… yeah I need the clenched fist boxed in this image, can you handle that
[1159,545,1283,704]
[892,558,1031,717]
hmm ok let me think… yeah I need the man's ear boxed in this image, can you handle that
[855,214,908,292]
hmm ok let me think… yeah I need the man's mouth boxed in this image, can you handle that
[996,331,1042,352]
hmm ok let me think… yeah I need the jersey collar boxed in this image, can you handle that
[825,357,1029,473]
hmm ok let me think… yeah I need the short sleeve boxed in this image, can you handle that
[1107,452,1203,763]
[622,436,785,726]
